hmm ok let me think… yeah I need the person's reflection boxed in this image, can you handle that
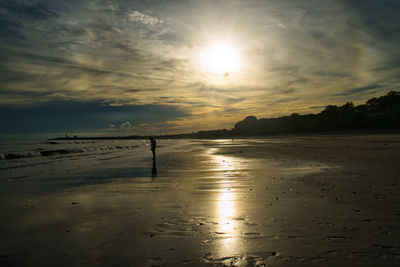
[151,158,157,180]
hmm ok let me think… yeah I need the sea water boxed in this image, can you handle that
[0,139,178,182]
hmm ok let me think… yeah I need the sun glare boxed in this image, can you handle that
[202,44,240,75]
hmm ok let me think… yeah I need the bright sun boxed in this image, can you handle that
[202,44,240,75]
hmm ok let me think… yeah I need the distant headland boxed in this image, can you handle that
[51,91,400,140]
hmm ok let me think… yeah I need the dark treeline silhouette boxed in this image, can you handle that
[53,91,400,140]
[232,91,400,135]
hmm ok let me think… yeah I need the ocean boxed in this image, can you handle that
[0,139,178,182]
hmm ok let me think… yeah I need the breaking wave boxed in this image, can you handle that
[0,145,140,160]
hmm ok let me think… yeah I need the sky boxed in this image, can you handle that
[1,0,399,138]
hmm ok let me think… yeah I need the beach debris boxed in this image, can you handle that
[244,232,261,236]
[324,236,348,240]
[361,219,372,222]
[325,250,338,255]
[371,244,396,249]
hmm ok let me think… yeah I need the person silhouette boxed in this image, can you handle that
[149,136,157,160]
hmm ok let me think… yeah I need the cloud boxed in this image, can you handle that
[345,0,400,43]
[128,10,163,25]
[313,71,349,78]
[334,84,383,96]
[281,88,296,94]
[310,105,325,109]
[120,121,132,128]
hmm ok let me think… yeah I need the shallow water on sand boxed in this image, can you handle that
[1,137,400,266]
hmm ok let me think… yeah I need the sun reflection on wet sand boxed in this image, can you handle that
[217,188,238,253]
[212,149,242,256]
[218,190,234,232]
[212,154,234,171]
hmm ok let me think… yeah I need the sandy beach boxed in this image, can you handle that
[1,135,400,266]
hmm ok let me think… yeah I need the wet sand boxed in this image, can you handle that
[1,135,400,266]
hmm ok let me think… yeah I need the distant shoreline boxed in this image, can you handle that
[50,129,400,141]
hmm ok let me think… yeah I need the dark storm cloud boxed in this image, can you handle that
[0,100,190,134]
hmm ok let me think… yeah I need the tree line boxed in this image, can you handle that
[232,91,400,135]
